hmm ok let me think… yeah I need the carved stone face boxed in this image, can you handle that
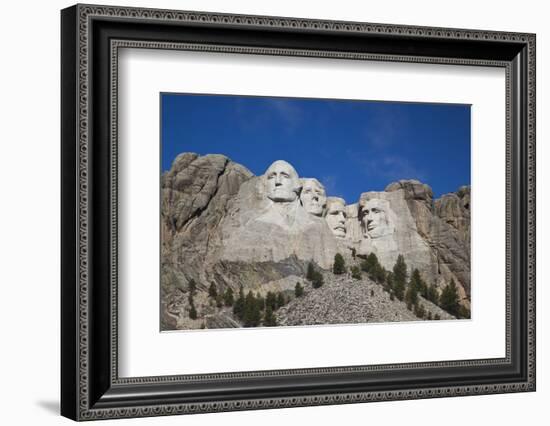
[265,160,301,202]
[300,178,327,216]
[325,197,347,238]
[360,198,393,238]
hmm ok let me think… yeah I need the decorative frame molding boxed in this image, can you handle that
[61,4,535,421]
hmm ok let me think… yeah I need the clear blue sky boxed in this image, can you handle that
[161,93,470,202]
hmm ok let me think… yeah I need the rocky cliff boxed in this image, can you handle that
[161,153,471,330]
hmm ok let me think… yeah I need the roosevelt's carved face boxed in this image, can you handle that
[265,160,301,202]
[300,178,327,216]
[325,198,347,238]
[360,199,392,238]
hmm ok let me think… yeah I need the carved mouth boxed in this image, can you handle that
[273,187,289,193]
[334,225,346,231]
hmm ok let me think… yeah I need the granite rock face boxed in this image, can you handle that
[434,186,471,242]
[356,188,435,283]
[161,154,471,329]
[383,180,471,304]
[161,153,253,288]
[214,175,338,270]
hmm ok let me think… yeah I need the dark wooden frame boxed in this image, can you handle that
[61,3,536,421]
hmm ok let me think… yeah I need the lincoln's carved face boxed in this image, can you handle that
[360,198,393,238]
[325,197,347,238]
[300,178,326,216]
[265,160,301,202]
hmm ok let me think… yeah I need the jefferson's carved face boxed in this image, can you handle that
[300,178,326,216]
[360,199,392,238]
[325,198,347,238]
[265,160,301,202]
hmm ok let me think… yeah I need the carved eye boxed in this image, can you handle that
[281,172,290,179]
[267,173,275,180]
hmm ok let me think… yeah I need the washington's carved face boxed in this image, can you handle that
[325,198,347,238]
[300,178,327,216]
[265,160,301,202]
[360,199,392,238]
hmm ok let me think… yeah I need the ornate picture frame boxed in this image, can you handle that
[61,4,535,421]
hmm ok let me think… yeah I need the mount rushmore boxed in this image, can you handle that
[161,152,470,330]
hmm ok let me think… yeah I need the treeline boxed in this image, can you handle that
[325,251,470,320]
[212,282,304,327]
[359,252,470,319]
[186,250,469,326]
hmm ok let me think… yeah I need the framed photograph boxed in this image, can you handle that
[61,4,536,421]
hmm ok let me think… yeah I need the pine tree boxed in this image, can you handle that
[371,263,386,284]
[440,279,460,316]
[215,295,223,308]
[263,306,277,327]
[405,285,418,306]
[392,255,407,301]
[406,269,423,306]
[188,279,197,294]
[295,282,304,297]
[368,253,379,272]
[333,253,346,275]
[223,287,234,307]
[189,304,197,320]
[410,269,424,294]
[208,282,218,298]
[312,271,324,289]
[243,291,261,327]
[427,284,439,304]
[351,265,362,280]
[233,285,245,320]
[306,262,315,281]
[266,291,278,311]
[385,272,394,292]
[256,293,265,311]
[393,255,407,284]
[276,292,286,308]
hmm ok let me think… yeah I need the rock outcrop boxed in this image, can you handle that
[357,188,435,279]
[161,154,471,330]
[214,175,338,269]
[161,153,253,291]
[376,180,471,304]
